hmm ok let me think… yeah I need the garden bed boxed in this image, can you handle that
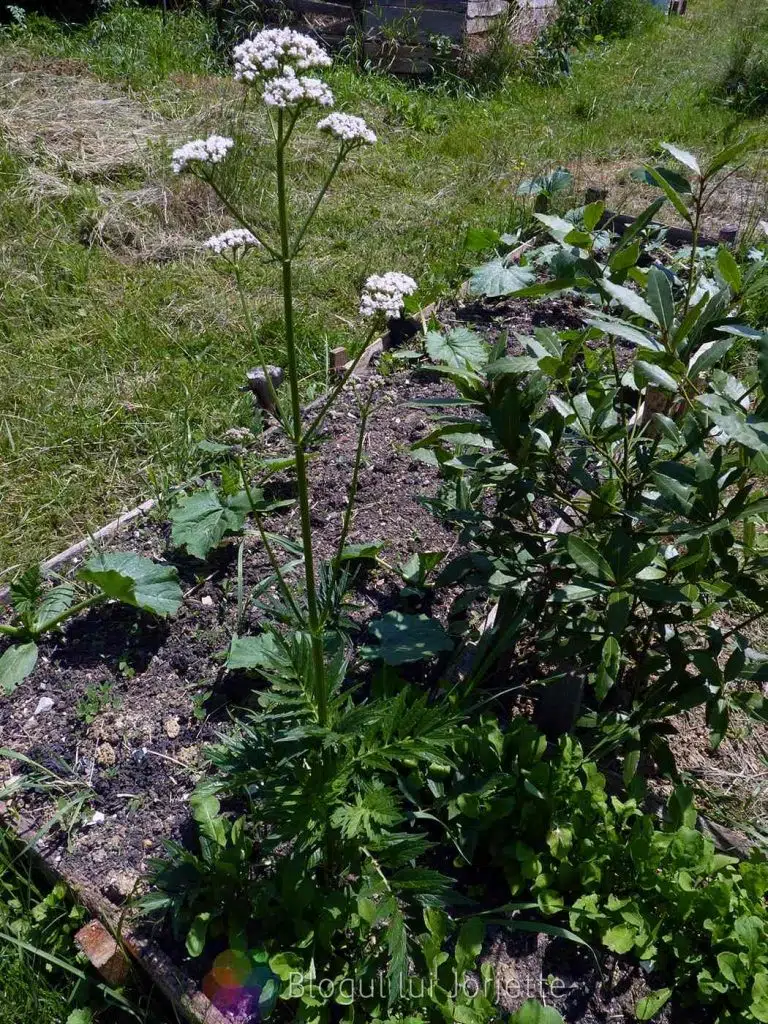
[2,288,764,1023]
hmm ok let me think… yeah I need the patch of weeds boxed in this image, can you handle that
[76,681,121,725]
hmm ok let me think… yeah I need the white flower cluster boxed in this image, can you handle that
[262,68,334,109]
[317,112,376,145]
[171,134,234,174]
[204,228,259,255]
[233,28,332,81]
[360,272,418,319]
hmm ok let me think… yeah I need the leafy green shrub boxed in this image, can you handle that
[417,140,768,766]
[443,721,768,1021]
[535,0,658,78]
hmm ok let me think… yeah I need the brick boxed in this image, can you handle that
[75,920,130,986]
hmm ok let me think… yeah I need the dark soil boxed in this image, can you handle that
[0,294,745,1023]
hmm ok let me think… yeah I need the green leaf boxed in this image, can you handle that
[186,912,211,957]
[537,890,565,916]
[534,212,578,241]
[661,142,701,176]
[190,792,226,846]
[566,537,615,581]
[687,336,735,378]
[9,566,43,622]
[705,137,754,177]
[455,917,485,972]
[602,278,659,325]
[584,315,662,351]
[0,642,39,695]
[170,486,248,560]
[635,360,679,393]
[583,201,604,232]
[469,258,536,298]
[486,355,542,375]
[366,612,453,666]
[612,197,665,254]
[66,1011,94,1024]
[80,553,182,617]
[34,584,75,631]
[752,973,768,1023]
[339,541,385,562]
[646,267,675,333]
[227,633,284,672]
[716,246,742,293]
[510,1001,565,1024]
[464,226,501,252]
[643,165,693,224]
[425,328,488,370]
[603,923,636,954]
[635,987,672,1020]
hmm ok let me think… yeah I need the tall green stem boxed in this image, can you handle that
[275,109,328,726]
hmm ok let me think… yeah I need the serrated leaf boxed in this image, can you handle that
[566,537,615,581]
[602,278,660,325]
[425,328,488,370]
[469,258,536,298]
[170,486,248,560]
[367,612,453,665]
[603,923,636,954]
[0,642,39,695]
[646,267,675,333]
[79,553,182,617]
[66,1011,94,1024]
[635,987,672,1020]
[227,632,285,672]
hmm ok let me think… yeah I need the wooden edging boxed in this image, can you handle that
[0,804,231,1024]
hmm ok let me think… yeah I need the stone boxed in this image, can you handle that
[95,743,116,767]
[75,920,130,986]
[201,595,214,608]
[87,811,106,826]
[245,365,285,414]
[33,696,54,715]
[103,869,139,903]
[164,716,181,739]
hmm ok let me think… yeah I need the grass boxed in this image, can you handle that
[0,0,766,580]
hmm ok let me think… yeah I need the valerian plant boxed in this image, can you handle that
[416,139,768,768]
[0,555,182,694]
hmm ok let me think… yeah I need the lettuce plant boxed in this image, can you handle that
[0,555,182,694]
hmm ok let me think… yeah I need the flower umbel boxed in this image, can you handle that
[204,228,260,255]
[360,272,418,319]
[171,135,234,174]
[233,28,332,82]
[262,69,334,109]
[317,113,376,146]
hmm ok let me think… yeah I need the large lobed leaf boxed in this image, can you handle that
[469,258,536,298]
[366,612,453,666]
[170,486,249,560]
[79,552,182,617]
